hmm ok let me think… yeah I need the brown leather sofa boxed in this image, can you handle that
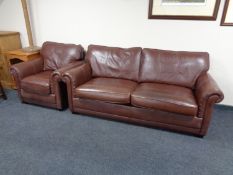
[63,45,224,136]
[10,41,84,109]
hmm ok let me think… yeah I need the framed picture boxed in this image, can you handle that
[148,0,221,20]
[221,0,233,26]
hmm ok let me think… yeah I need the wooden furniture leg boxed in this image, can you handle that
[0,81,7,99]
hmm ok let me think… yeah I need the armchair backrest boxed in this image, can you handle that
[139,48,209,88]
[85,45,142,82]
[41,41,84,71]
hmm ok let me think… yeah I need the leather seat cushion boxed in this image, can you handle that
[75,77,138,104]
[21,71,52,95]
[131,83,198,116]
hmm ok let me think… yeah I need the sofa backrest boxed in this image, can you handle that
[139,49,209,88]
[41,41,84,71]
[86,45,142,82]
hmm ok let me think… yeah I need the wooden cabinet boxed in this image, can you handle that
[0,31,21,88]
[5,49,40,88]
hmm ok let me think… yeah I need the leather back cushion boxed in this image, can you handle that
[139,49,209,88]
[86,45,142,81]
[41,41,84,70]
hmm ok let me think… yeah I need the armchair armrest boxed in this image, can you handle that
[195,73,224,117]
[62,62,92,89]
[51,61,85,81]
[50,61,85,100]
[10,57,44,80]
[10,57,44,101]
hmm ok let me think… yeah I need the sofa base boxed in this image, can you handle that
[22,98,58,109]
[73,98,204,136]
[21,90,59,109]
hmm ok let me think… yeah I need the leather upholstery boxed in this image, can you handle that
[86,45,142,81]
[195,73,224,118]
[10,58,44,100]
[10,41,84,109]
[139,49,209,88]
[21,90,56,108]
[41,41,84,71]
[75,77,137,104]
[10,57,44,83]
[63,45,223,136]
[74,98,202,130]
[131,83,198,116]
[62,63,92,111]
[21,71,52,95]
[52,61,84,81]
[63,63,92,89]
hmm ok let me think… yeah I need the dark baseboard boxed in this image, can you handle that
[215,104,233,111]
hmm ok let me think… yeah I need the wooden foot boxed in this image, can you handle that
[0,82,7,100]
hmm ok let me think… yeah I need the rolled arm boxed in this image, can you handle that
[10,57,43,101]
[51,61,85,81]
[50,61,85,97]
[62,62,92,88]
[62,63,92,112]
[195,73,224,117]
[10,57,44,80]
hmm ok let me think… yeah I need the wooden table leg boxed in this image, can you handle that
[0,82,7,100]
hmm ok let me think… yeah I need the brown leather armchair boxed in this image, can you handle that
[10,41,84,109]
[63,45,224,136]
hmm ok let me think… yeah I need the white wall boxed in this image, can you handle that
[0,0,232,106]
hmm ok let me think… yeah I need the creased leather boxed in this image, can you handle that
[139,49,209,88]
[42,41,84,71]
[86,45,142,81]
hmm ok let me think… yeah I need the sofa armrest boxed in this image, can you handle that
[195,73,224,117]
[51,61,85,81]
[195,73,224,135]
[62,63,92,112]
[49,61,85,106]
[62,62,92,88]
